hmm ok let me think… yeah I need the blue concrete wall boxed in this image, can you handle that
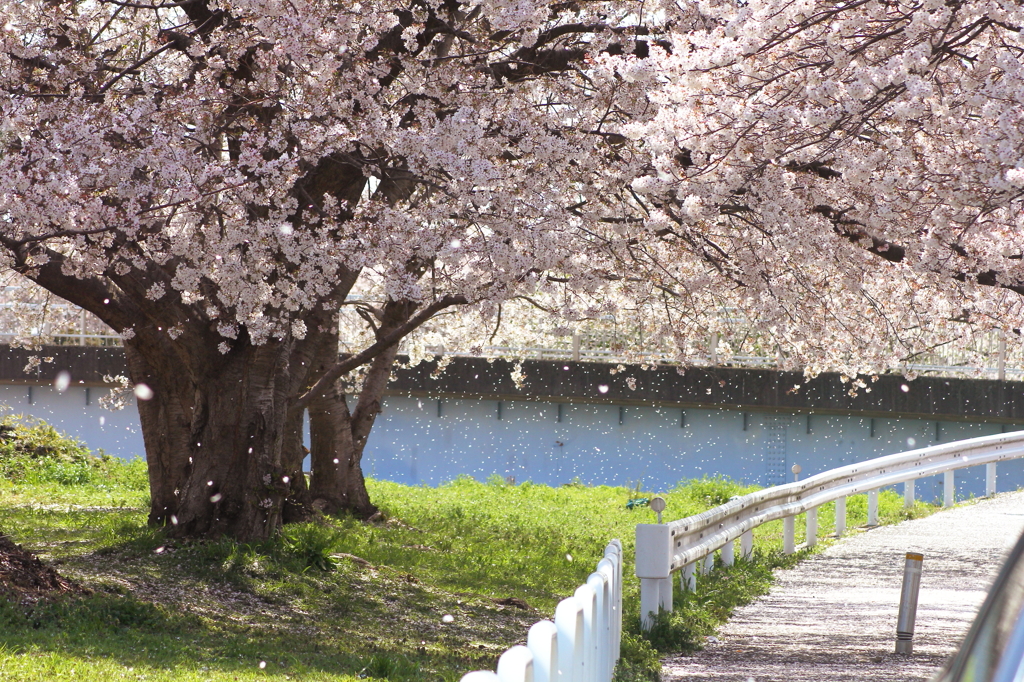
[4,384,1022,502]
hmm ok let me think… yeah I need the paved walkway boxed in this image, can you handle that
[662,491,1024,682]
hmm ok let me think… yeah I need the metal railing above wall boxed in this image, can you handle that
[460,540,623,682]
[635,431,1024,629]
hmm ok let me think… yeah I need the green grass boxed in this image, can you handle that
[0,419,942,681]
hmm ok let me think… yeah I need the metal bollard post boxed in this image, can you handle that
[835,497,846,537]
[895,552,924,655]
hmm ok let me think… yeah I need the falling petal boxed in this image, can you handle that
[442,614,454,623]
[210,493,223,503]
[54,371,71,392]
[134,383,154,400]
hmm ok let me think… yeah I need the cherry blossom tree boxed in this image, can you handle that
[2,0,1023,540]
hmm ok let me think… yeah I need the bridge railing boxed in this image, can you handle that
[460,540,623,682]
[635,431,1024,628]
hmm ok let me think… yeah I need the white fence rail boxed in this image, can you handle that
[460,540,624,682]
[635,431,1024,628]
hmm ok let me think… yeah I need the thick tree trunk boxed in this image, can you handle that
[124,344,194,528]
[125,333,300,541]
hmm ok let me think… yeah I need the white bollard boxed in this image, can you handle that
[497,646,534,682]
[740,529,754,560]
[555,597,584,682]
[944,470,955,507]
[835,497,846,537]
[721,539,735,566]
[527,621,558,682]
[904,479,915,509]
[806,507,818,547]
[987,462,997,497]
[681,562,696,592]
[868,490,879,527]
[895,553,924,655]
[783,516,795,554]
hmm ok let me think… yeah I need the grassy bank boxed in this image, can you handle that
[0,417,939,681]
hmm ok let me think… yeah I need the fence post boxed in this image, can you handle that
[573,584,597,682]
[597,558,616,681]
[868,490,879,526]
[944,470,955,507]
[806,507,818,547]
[604,542,622,666]
[702,552,715,575]
[635,525,671,630]
[835,497,846,537]
[527,622,558,682]
[555,597,584,682]
[721,539,735,566]
[783,516,795,554]
[987,463,997,497]
[904,479,915,508]
[741,530,754,559]
[587,572,609,682]
[497,646,534,682]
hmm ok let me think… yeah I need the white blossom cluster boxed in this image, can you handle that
[0,0,1022,381]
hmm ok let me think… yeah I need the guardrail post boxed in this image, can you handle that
[986,463,997,497]
[867,490,879,526]
[702,552,714,575]
[806,507,818,547]
[835,497,846,537]
[904,479,915,508]
[944,470,955,507]
[783,516,795,554]
[555,597,584,682]
[527,622,558,682]
[721,539,735,566]
[497,645,534,682]
[681,562,696,592]
[741,530,754,559]
[635,525,671,631]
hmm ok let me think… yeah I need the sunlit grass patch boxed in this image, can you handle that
[0,424,942,681]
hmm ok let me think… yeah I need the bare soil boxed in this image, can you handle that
[0,532,87,603]
[663,491,1024,682]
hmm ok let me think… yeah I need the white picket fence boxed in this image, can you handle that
[635,430,1024,628]
[460,540,624,682]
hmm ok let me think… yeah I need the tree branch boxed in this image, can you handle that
[291,294,468,412]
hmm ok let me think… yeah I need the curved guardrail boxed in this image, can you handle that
[460,540,623,682]
[635,431,1024,628]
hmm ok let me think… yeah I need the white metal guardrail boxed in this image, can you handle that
[635,431,1024,629]
[460,540,623,682]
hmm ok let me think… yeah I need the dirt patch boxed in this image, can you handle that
[0,533,88,603]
